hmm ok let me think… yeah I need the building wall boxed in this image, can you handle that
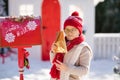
[8,0,95,60]
[9,0,41,16]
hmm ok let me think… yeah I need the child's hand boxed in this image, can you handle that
[55,60,68,71]
[51,43,57,53]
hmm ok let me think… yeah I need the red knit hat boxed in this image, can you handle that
[64,11,83,34]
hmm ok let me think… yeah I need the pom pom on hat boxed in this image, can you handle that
[71,11,79,16]
[64,11,83,34]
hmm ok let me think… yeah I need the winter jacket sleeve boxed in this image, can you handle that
[65,46,93,77]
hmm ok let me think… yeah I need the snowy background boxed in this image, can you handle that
[0,51,120,80]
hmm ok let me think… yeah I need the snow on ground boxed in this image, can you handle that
[0,56,120,80]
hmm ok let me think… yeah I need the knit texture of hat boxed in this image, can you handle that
[64,11,83,34]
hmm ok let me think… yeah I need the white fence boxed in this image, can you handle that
[94,33,120,60]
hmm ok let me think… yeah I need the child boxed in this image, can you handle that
[50,11,93,80]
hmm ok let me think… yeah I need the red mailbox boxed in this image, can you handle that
[0,16,41,80]
[0,16,41,47]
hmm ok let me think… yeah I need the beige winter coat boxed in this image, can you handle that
[50,42,93,80]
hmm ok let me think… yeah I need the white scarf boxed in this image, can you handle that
[60,42,89,80]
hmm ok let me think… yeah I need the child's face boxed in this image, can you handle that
[64,26,80,40]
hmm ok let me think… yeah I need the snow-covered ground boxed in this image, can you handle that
[0,55,120,80]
